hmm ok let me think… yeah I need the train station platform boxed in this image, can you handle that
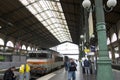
[36,62,120,80]
[0,62,120,80]
[36,62,96,80]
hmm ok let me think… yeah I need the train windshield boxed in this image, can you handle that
[37,53,48,58]
[29,53,48,58]
[29,53,36,58]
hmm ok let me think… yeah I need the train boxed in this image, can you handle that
[27,49,64,74]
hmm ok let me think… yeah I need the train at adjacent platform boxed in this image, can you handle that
[27,49,64,74]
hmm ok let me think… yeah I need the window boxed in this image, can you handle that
[111,33,117,43]
[0,38,4,45]
[107,38,110,45]
[29,53,48,58]
[55,56,63,62]
[27,46,31,51]
[37,53,48,58]
[6,41,14,47]
[22,45,26,50]
[29,53,36,58]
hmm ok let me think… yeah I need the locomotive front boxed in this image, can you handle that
[27,50,53,74]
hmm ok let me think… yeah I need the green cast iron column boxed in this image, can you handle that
[95,0,113,80]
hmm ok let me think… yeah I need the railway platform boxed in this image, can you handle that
[0,62,120,80]
[36,62,96,80]
[36,62,120,80]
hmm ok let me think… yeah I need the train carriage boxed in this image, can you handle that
[27,49,64,74]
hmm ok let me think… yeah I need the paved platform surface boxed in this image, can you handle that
[113,69,120,80]
[1,62,119,80]
[37,62,96,80]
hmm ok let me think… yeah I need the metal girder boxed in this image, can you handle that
[18,27,44,41]
[12,14,36,25]
[8,21,40,36]
[63,54,79,55]
[0,3,24,18]
[113,10,120,15]
[60,0,80,6]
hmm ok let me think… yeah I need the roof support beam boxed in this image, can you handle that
[63,54,79,55]
[7,21,40,36]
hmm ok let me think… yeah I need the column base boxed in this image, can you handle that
[97,57,113,80]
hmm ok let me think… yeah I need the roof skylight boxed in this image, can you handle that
[19,0,72,42]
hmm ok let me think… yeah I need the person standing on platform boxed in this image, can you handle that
[84,59,90,75]
[3,66,16,80]
[64,61,69,71]
[67,58,77,80]
[81,59,85,74]
[19,63,30,80]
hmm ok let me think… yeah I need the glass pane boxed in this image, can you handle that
[41,12,48,20]
[35,14,44,21]
[37,53,48,58]
[47,26,52,30]
[29,0,36,3]
[46,19,52,25]
[39,1,48,11]
[26,5,37,15]
[46,10,53,18]
[29,53,36,58]
[19,0,29,5]
[57,2,63,12]
[42,21,48,26]
[51,18,57,23]
[33,3,43,13]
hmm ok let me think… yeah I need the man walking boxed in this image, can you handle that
[67,58,77,80]
[84,59,90,75]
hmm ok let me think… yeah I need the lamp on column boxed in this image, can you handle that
[80,35,84,39]
[79,35,85,59]
[82,0,91,9]
[107,0,117,8]
[82,0,117,11]
[82,0,117,80]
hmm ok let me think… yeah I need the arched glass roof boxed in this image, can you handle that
[19,0,72,43]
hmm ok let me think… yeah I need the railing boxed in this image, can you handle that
[112,64,120,70]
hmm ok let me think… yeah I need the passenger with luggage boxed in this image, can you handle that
[3,66,16,80]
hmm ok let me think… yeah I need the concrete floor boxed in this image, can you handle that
[1,62,120,80]
[37,62,96,80]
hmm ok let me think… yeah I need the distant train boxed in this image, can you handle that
[27,49,64,74]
